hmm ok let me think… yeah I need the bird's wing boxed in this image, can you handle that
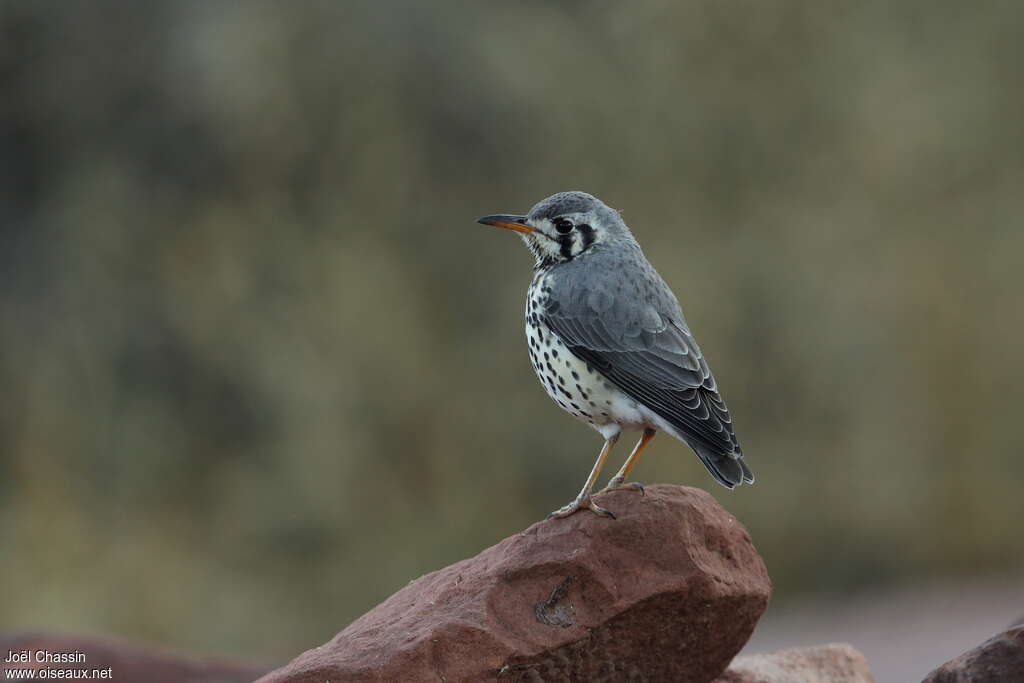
[540,252,751,487]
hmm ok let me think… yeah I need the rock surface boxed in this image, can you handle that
[260,485,770,683]
[922,625,1024,683]
[714,643,875,682]
[0,632,270,683]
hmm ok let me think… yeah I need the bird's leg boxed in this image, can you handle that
[600,428,656,493]
[548,434,619,520]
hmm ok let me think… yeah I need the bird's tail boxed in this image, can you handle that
[692,442,754,489]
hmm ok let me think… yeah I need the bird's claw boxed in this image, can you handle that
[547,495,617,520]
[599,478,645,495]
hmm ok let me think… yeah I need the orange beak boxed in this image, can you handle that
[477,214,535,234]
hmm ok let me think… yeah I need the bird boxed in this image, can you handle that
[477,191,752,519]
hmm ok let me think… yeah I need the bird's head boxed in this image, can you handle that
[478,191,631,267]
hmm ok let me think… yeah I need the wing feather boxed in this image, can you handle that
[540,247,752,487]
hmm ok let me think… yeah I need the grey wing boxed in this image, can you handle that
[541,255,753,488]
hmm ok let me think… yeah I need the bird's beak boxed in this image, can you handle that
[477,214,535,234]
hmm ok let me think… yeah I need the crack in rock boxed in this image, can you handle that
[534,576,575,628]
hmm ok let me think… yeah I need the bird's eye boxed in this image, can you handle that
[554,218,574,234]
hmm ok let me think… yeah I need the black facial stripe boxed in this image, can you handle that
[580,224,595,251]
[559,234,573,260]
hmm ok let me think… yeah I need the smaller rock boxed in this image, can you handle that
[0,632,270,683]
[714,643,874,683]
[922,625,1024,683]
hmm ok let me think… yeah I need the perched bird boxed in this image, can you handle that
[478,191,752,519]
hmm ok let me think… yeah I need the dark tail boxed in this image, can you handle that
[692,442,754,489]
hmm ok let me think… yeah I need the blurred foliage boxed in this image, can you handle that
[1,0,1022,660]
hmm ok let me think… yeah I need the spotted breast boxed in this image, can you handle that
[525,269,652,439]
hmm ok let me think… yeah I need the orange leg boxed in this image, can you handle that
[548,434,619,519]
[601,428,656,492]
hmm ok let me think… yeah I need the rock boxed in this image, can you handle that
[0,632,271,683]
[260,485,770,683]
[922,625,1024,683]
[714,643,875,682]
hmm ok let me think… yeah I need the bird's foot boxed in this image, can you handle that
[547,494,617,520]
[598,478,645,495]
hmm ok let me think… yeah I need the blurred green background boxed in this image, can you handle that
[1,0,1022,664]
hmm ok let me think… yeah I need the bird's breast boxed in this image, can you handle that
[524,274,651,433]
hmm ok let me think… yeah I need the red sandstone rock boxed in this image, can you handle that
[0,632,270,683]
[922,625,1024,683]
[714,643,875,682]
[260,485,770,683]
